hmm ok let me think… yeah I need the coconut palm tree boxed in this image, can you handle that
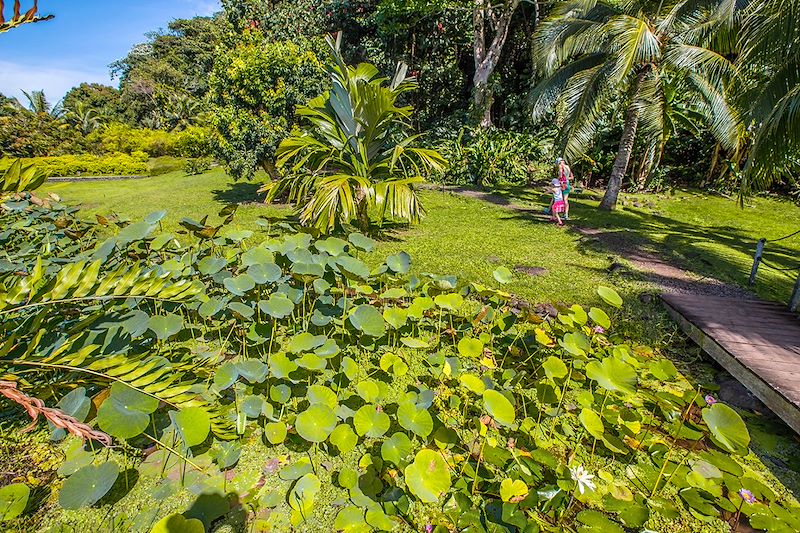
[737,0,800,195]
[21,89,63,118]
[261,34,447,234]
[530,0,742,209]
[65,102,101,134]
[164,93,205,131]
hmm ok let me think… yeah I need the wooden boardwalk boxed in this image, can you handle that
[662,293,800,434]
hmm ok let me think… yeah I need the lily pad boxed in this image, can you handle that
[702,403,750,455]
[148,313,183,340]
[585,357,637,395]
[457,337,483,358]
[397,401,433,437]
[493,266,514,284]
[405,449,451,503]
[97,382,158,439]
[500,478,528,503]
[58,461,119,510]
[295,404,337,443]
[387,251,411,274]
[434,293,463,311]
[171,407,210,447]
[330,424,358,453]
[259,293,295,319]
[0,483,29,521]
[265,421,288,444]
[597,286,623,308]
[348,232,376,252]
[353,404,390,438]
[483,389,515,427]
[349,305,386,337]
[381,432,413,466]
[543,356,568,381]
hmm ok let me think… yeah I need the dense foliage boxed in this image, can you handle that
[0,153,149,177]
[1,172,799,531]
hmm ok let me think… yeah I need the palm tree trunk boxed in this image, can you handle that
[599,75,645,210]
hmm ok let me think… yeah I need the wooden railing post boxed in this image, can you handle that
[749,238,766,286]
[790,272,800,313]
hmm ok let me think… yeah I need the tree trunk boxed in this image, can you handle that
[599,74,645,210]
[472,0,521,128]
[260,160,278,180]
[355,187,370,231]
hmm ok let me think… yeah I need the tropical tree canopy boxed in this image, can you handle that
[262,34,447,233]
[531,0,741,209]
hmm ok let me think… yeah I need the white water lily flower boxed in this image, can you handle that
[570,465,596,494]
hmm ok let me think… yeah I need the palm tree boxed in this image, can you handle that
[530,0,741,209]
[737,0,800,195]
[164,93,205,131]
[65,102,101,134]
[21,89,63,118]
[261,34,447,234]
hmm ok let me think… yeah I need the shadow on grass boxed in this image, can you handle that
[212,182,264,204]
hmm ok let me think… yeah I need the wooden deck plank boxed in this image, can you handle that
[662,293,800,435]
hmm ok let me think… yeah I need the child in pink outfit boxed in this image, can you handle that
[550,178,566,226]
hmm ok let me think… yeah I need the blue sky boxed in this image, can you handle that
[0,0,221,103]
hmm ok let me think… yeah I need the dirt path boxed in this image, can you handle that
[424,184,755,299]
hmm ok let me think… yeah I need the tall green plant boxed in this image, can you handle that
[262,34,447,233]
[530,0,741,209]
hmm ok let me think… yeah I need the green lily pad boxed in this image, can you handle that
[397,401,433,437]
[348,232,376,252]
[434,293,463,311]
[148,313,183,340]
[500,478,528,502]
[97,382,158,439]
[223,274,256,296]
[381,432,413,466]
[585,357,637,395]
[50,387,91,441]
[493,266,514,284]
[280,457,313,481]
[287,332,327,353]
[265,421,288,444]
[247,262,282,284]
[588,307,611,329]
[341,356,359,380]
[0,483,29,521]
[197,256,227,276]
[702,403,750,455]
[171,407,210,447]
[58,461,119,510]
[315,237,349,256]
[259,293,295,319]
[543,356,568,381]
[295,404,337,443]
[579,408,605,440]
[576,510,624,532]
[356,380,381,403]
[307,385,338,409]
[336,256,371,280]
[457,337,483,358]
[150,514,205,533]
[334,506,369,533]
[353,404,390,438]
[296,353,327,371]
[483,389,515,427]
[405,449,451,503]
[269,353,299,379]
[383,307,408,329]
[387,251,411,274]
[349,305,386,337]
[597,286,623,308]
[241,246,275,267]
[289,473,321,525]
[459,374,486,394]
[330,424,358,453]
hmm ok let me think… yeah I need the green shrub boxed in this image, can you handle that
[0,153,148,177]
[184,157,213,175]
[88,123,212,158]
[147,156,187,176]
[434,127,549,187]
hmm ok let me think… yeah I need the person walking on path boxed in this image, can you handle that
[556,157,573,220]
[550,178,566,226]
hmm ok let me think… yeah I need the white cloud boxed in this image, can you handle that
[0,60,113,103]
[182,0,221,17]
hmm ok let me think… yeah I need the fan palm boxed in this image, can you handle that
[737,0,800,195]
[530,0,742,209]
[261,34,447,233]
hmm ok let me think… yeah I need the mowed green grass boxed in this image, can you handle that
[42,170,617,305]
[496,185,800,304]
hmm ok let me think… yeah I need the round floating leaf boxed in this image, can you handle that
[348,232,376,252]
[597,286,623,308]
[434,293,463,311]
[459,374,486,395]
[199,298,224,319]
[405,449,451,503]
[457,337,483,358]
[336,256,371,280]
[387,252,411,274]
[397,402,433,437]
[307,385,338,409]
[241,395,265,418]
[543,356,568,381]
[493,266,514,284]
[97,382,158,439]
[483,389,515,427]
[334,506,369,533]
[330,424,358,453]
[297,353,327,371]
[349,305,386,337]
[223,274,256,296]
[341,356,359,380]
[500,478,528,503]
[383,308,408,329]
[400,337,429,349]
[0,483,29,521]
[198,256,227,276]
[579,408,605,440]
[287,332,327,353]
[353,404,390,438]
[171,407,210,447]
[261,294,295,320]
[295,404,337,443]
[381,432,412,466]
[338,468,358,489]
[280,457,313,481]
[213,362,238,391]
[588,307,611,329]
[270,384,291,403]
[366,508,395,531]
[315,237,349,256]
[702,403,750,455]
[58,461,119,510]
[248,262,282,284]
[289,473,321,524]
[228,302,254,319]
[148,313,183,340]
[265,422,288,445]
[50,387,91,440]
[585,357,637,394]
[150,513,205,533]
[356,380,381,403]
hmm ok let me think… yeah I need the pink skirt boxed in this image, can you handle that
[552,200,565,213]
